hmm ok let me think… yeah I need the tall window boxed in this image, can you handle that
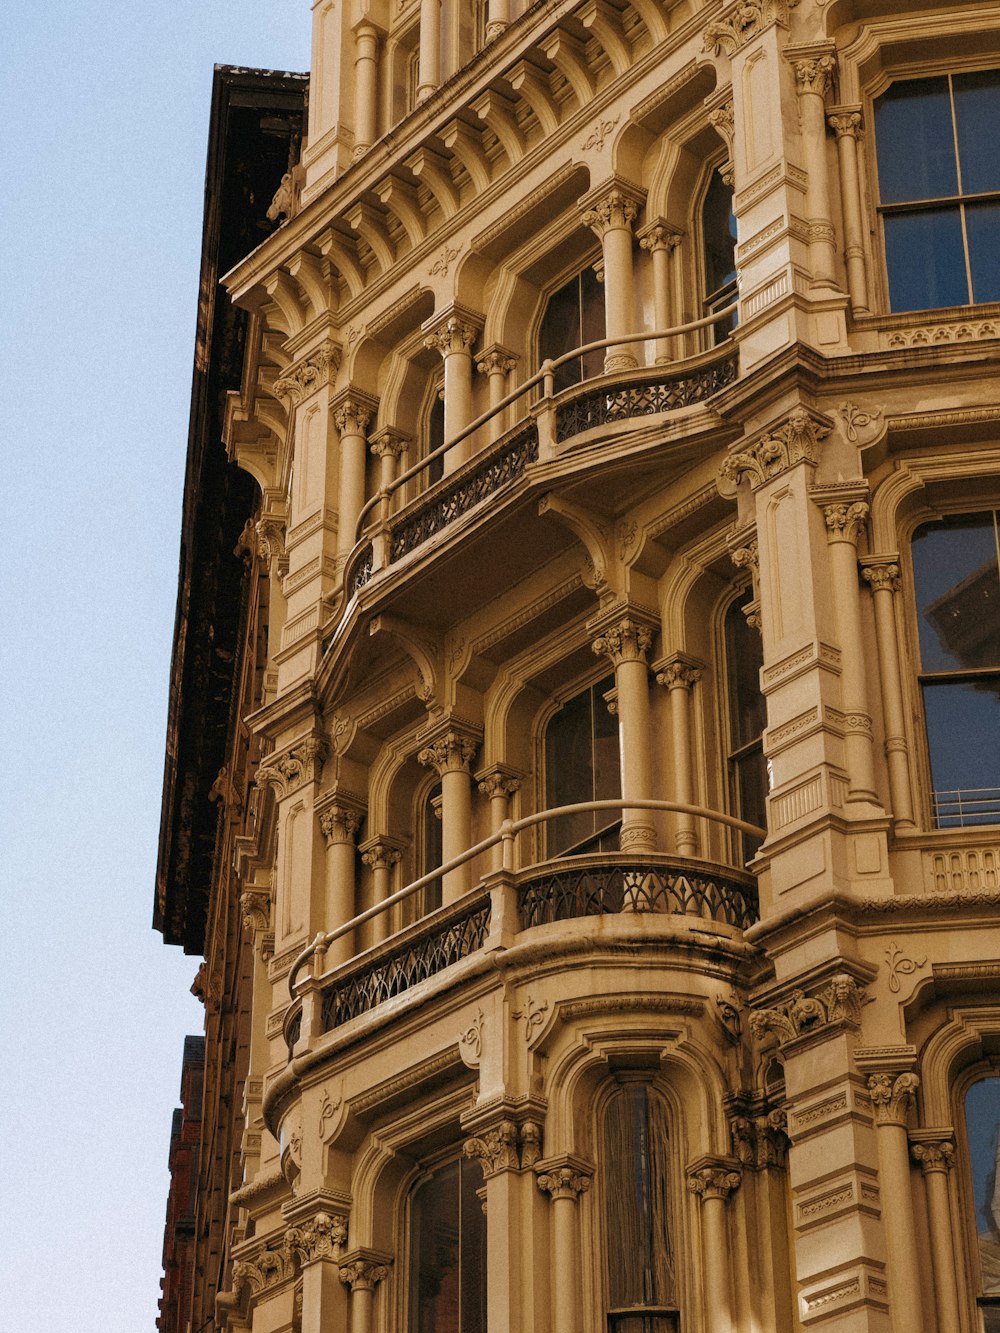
[702,171,737,342]
[874,70,1000,311]
[911,511,1000,826]
[545,675,621,856]
[420,782,443,912]
[538,266,606,392]
[725,591,767,859]
[603,1082,677,1333]
[410,1154,486,1333]
[426,389,445,487]
[963,1077,1000,1331]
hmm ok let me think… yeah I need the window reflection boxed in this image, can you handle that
[545,676,621,856]
[911,511,1000,826]
[539,266,606,392]
[964,1078,1000,1330]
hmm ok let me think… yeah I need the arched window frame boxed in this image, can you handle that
[719,584,767,862]
[954,1063,1000,1331]
[538,668,621,859]
[533,253,606,391]
[405,1143,487,1333]
[694,156,737,347]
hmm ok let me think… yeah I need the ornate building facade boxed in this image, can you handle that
[156,4,1000,1332]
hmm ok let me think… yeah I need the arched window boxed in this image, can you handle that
[544,675,620,856]
[963,1076,1000,1328]
[603,1081,677,1333]
[538,265,606,392]
[420,781,443,912]
[724,590,767,859]
[702,171,737,342]
[409,1153,486,1333]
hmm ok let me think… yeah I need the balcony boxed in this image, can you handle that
[284,798,762,1058]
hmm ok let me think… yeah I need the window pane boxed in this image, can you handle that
[912,513,1000,672]
[541,276,585,392]
[883,209,969,311]
[726,594,766,750]
[954,70,1000,194]
[580,263,607,381]
[703,171,737,297]
[460,1158,487,1333]
[546,678,620,855]
[922,679,1000,825]
[411,1161,461,1333]
[604,1085,674,1310]
[965,1079,1000,1295]
[875,76,957,203]
[967,202,1000,304]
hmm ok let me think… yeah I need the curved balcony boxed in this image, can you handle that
[283,798,762,1058]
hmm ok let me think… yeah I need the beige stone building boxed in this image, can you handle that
[155,3,1000,1331]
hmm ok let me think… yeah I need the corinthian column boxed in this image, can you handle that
[827,106,870,313]
[592,614,656,853]
[862,557,915,829]
[787,48,838,290]
[638,221,683,362]
[475,346,517,441]
[537,1161,592,1333]
[867,1072,923,1333]
[332,392,377,560]
[655,655,703,855]
[418,729,480,902]
[910,1135,961,1333]
[360,837,403,945]
[339,1254,390,1333]
[424,311,482,473]
[687,1160,741,1330]
[582,185,643,372]
[318,801,363,964]
[820,493,879,805]
[477,766,521,870]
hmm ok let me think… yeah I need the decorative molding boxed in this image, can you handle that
[867,1071,919,1127]
[513,992,549,1043]
[581,113,621,152]
[884,319,998,349]
[720,408,831,490]
[429,243,461,278]
[256,737,328,798]
[273,343,342,405]
[703,0,799,57]
[285,1212,348,1264]
[458,1007,485,1065]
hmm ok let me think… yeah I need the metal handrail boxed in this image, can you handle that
[352,306,738,542]
[287,794,764,996]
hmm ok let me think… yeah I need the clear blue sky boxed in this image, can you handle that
[1,4,311,1328]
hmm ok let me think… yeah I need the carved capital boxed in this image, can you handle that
[823,501,869,544]
[862,561,901,594]
[687,1162,741,1200]
[424,316,480,357]
[868,1071,920,1127]
[720,408,830,490]
[338,1259,389,1292]
[360,838,402,871]
[285,1212,348,1264]
[730,538,759,574]
[750,974,869,1046]
[703,0,799,57]
[273,342,342,405]
[592,617,655,666]
[791,53,837,97]
[910,1139,954,1174]
[464,1120,521,1179]
[581,186,640,237]
[638,221,683,255]
[477,769,521,800]
[240,891,271,934]
[655,656,703,691]
[256,737,328,798]
[828,107,863,140]
[332,392,376,437]
[707,100,735,157]
[231,1242,296,1301]
[418,730,479,775]
[476,346,518,377]
[369,426,410,459]
[319,803,362,846]
[254,518,286,575]
[537,1166,592,1201]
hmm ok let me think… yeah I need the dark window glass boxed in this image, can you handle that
[539,266,606,392]
[912,511,1000,826]
[410,1156,486,1333]
[604,1083,677,1333]
[545,676,620,855]
[725,591,767,859]
[875,70,1000,311]
[422,782,443,912]
[427,391,445,487]
[964,1078,1000,1317]
[702,171,737,341]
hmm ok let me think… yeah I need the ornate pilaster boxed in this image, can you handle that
[638,220,684,360]
[423,315,480,359]
[317,793,365,963]
[537,1165,592,1200]
[654,653,704,855]
[591,617,654,665]
[254,517,288,578]
[332,389,378,560]
[827,105,869,312]
[338,1257,389,1291]
[862,555,915,828]
[823,499,869,544]
[720,408,831,490]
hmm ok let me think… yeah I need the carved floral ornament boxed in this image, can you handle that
[254,518,286,575]
[592,618,655,666]
[463,1118,544,1179]
[239,890,271,934]
[582,187,640,237]
[703,0,799,58]
[748,973,869,1045]
[791,54,837,98]
[256,737,329,798]
[867,1071,919,1126]
[687,1164,742,1200]
[423,317,480,357]
[720,408,831,491]
[823,500,869,543]
[417,731,479,774]
[730,1109,789,1169]
[319,803,363,845]
[862,561,901,594]
[339,1259,390,1291]
[273,343,342,405]
[910,1138,954,1174]
[285,1212,349,1264]
[537,1166,592,1200]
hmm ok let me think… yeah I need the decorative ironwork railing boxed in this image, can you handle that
[350,542,374,594]
[518,859,759,931]
[320,892,491,1031]
[389,425,539,561]
[554,353,738,443]
[285,1008,302,1059]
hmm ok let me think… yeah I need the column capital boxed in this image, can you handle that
[910,1134,955,1175]
[239,889,272,934]
[273,341,342,405]
[868,1071,920,1127]
[862,557,901,594]
[654,653,704,691]
[422,305,484,357]
[317,798,365,846]
[720,407,832,490]
[359,835,405,870]
[464,1119,521,1179]
[590,612,656,666]
[285,1211,348,1265]
[687,1156,742,1200]
[637,219,684,254]
[338,1250,391,1291]
[331,388,378,437]
[369,425,410,459]
[579,179,645,237]
[786,43,838,98]
[827,104,863,138]
[476,765,522,800]
[819,497,870,545]
[254,516,287,577]
[703,0,798,58]
[705,91,735,161]
[475,344,518,376]
[417,726,481,775]
[256,735,328,799]
[536,1157,593,1201]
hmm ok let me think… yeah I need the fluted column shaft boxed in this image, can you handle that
[868,1073,923,1333]
[354,23,379,155]
[688,1163,741,1330]
[319,805,362,963]
[593,618,656,852]
[828,107,869,313]
[655,658,702,855]
[333,397,374,559]
[418,732,479,903]
[862,559,915,828]
[823,498,879,803]
[537,1166,591,1333]
[911,1138,961,1333]
[583,189,640,372]
[789,53,838,288]
[417,0,440,100]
